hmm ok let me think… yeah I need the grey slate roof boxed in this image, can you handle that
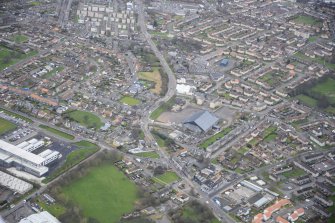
[184,110,219,132]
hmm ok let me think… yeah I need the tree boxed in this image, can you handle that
[153,166,165,176]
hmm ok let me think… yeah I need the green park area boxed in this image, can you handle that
[294,77,335,114]
[170,201,220,223]
[11,34,29,43]
[153,171,180,185]
[120,96,140,106]
[0,46,37,71]
[0,118,16,135]
[64,110,104,129]
[135,151,160,159]
[294,52,335,71]
[0,108,32,123]
[42,66,64,79]
[60,164,138,223]
[39,125,74,140]
[37,200,66,218]
[150,96,175,120]
[43,141,99,183]
[199,127,233,149]
[292,15,322,26]
[282,168,306,178]
[138,67,162,95]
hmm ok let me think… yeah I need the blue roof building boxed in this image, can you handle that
[220,59,229,67]
[184,110,219,132]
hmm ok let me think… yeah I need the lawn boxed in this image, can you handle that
[150,96,175,120]
[135,151,160,159]
[0,118,16,135]
[11,34,29,43]
[0,46,37,71]
[264,133,277,142]
[292,15,322,26]
[138,67,162,94]
[120,96,140,106]
[199,127,233,149]
[152,131,166,147]
[176,201,220,223]
[43,141,99,183]
[0,108,32,123]
[42,66,64,79]
[37,200,65,218]
[310,77,335,104]
[295,94,317,107]
[294,52,335,70]
[282,168,306,178]
[65,110,104,129]
[60,164,138,223]
[39,125,74,140]
[153,171,180,185]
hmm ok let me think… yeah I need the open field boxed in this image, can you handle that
[0,118,16,135]
[295,94,317,107]
[292,15,322,26]
[135,151,160,158]
[61,164,138,223]
[150,96,176,120]
[153,171,180,185]
[43,141,99,183]
[138,67,162,94]
[0,46,37,71]
[0,108,32,123]
[282,168,306,178]
[120,96,141,106]
[294,52,335,70]
[65,110,104,129]
[11,34,29,43]
[199,127,233,149]
[39,125,74,140]
[37,200,66,218]
[310,77,335,104]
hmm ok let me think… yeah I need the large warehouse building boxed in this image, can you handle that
[0,139,60,177]
[184,110,219,133]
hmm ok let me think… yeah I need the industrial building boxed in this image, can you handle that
[0,171,33,194]
[19,211,61,223]
[0,140,61,177]
[184,110,219,133]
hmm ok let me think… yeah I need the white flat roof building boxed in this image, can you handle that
[0,171,33,194]
[19,211,61,223]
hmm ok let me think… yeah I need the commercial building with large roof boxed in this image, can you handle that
[19,211,61,223]
[183,110,219,133]
[0,140,60,177]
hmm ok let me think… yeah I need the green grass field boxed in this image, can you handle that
[150,96,175,120]
[292,15,322,26]
[264,133,277,142]
[43,141,99,183]
[0,108,32,123]
[294,52,335,70]
[178,202,220,223]
[0,118,16,135]
[120,96,140,106]
[39,125,74,140]
[65,110,104,129]
[0,46,37,71]
[61,164,138,223]
[310,77,335,104]
[295,94,317,107]
[153,171,180,185]
[282,168,306,178]
[37,200,65,218]
[199,127,232,149]
[11,34,29,43]
[135,151,160,158]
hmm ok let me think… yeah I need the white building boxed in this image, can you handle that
[19,211,61,223]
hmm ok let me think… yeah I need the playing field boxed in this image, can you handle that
[153,171,180,185]
[120,96,140,106]
[292,15,322,26]
[11,34,29,43]
[0,46,37,71]
[39,125,74,140]
[310,77,335,104]
[0,118,16,135]
[65,110,104,129]
[135,151,160,158]
[61,165,138,223]
[138,67,162,94]
[295,94,317,107]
